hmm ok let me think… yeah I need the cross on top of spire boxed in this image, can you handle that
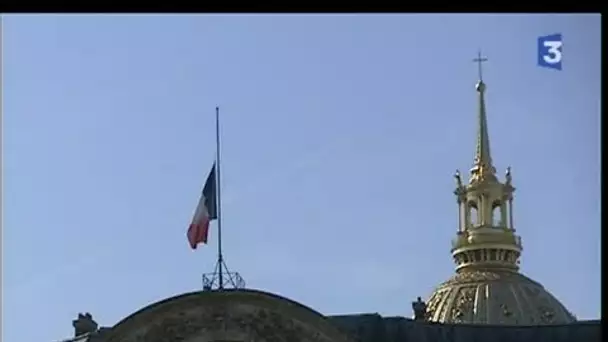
[472,51,488,82]
[468,51,494,182]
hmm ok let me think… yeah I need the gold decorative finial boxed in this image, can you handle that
[454,169,463,188]
[469,51,496,183]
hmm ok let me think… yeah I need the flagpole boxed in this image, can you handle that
[200,106,244,292]
[215,106,224,289]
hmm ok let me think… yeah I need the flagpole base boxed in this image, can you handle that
[202,257,245,291]
[202,271,245,291]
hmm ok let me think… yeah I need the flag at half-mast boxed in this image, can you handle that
[187,163,217,249]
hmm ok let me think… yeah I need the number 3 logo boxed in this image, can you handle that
[543,40,563,64]
[538,33,563,70]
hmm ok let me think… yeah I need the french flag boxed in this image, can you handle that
[187,163,217,249]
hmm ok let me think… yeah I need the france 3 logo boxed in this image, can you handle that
[538,33,563,70]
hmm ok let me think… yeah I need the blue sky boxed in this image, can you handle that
[2,14,601,342]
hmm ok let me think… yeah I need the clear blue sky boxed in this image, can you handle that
[2,14,601,342]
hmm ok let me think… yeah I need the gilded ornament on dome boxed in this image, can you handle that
[450,287,475,323]
[498,303,515,324]
[440,271,502,287]
[437,293,452,319]
[425,291,445,318]
[537,304,556,324]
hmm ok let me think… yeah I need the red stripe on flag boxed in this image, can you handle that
[187,216,210,249]
[188,166,215,250]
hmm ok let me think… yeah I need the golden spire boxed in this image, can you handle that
[451,53,521,272]
[469,51,497,184]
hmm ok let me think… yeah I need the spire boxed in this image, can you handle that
[451,54,522,272]
[469,51,497,184]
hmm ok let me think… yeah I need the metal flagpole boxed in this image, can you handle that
[201,106,245,291]
[215,106,224,289]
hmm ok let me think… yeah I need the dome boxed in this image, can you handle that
[425,269,576,325]
[422,69,577,326]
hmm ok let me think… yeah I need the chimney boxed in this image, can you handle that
[72,312,98,337]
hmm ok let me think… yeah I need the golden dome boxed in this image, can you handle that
[425,59,576,326]
[425,269,576,325]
